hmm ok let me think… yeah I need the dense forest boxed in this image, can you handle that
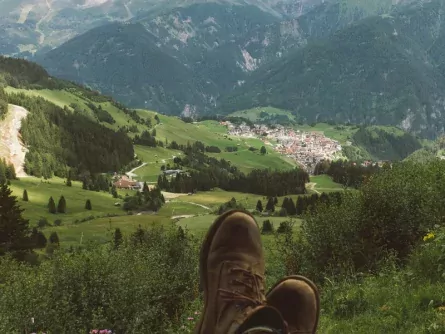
[157,140,309,196]
[7,93,134,178]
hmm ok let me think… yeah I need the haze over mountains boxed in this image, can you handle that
[2,0,444,137]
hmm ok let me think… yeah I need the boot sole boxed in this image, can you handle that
[196,210,256,334]
[266,275,321,334]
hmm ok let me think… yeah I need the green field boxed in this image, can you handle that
[229,107,297,122]
[5,87,150,134]
[310,175,344,193]
[9,177,127,226]
[133,145,183,182]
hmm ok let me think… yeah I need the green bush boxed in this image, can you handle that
[409,228,445,283]
[277,221,293,234]
[296,161,445,280]
[0,226,199,333]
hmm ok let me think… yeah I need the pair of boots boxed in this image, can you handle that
[195,210,320,334]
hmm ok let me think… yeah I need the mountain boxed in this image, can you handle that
[34,0,402,115]
[0,0,319,57]
[35,22,213,114]
[221,0,445,138]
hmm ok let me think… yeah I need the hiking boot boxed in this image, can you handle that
[196,210,273,334]
[266,276,320,334]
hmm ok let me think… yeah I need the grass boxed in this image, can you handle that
[44,214,171,247]
[229,107,296,122]
[178,214,302,234]
[4,87,149,134]
[310,175,344,193]
[9,177,126,225]
[133,145,183,182]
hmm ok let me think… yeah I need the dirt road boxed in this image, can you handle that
[0,105,29,177]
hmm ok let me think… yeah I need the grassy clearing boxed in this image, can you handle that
[157,201,210,217]
[310,175,344,193]
[9,177,126,225]
[178,214,302,234]
[4,87,149,134]
[44,215,171,247]
[133,145,182,182]
[229,107,296,122]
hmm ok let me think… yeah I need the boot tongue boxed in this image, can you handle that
[234,305,286,334]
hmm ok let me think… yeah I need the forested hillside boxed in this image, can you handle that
[220,0,445,138]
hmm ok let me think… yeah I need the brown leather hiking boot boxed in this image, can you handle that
[196,210,283,334]
[266,276,320,334]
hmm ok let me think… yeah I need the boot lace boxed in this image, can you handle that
[218,267,265,307]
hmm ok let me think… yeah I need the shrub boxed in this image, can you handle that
[409,228,445,282]
[296,161,445,280]
[37,217,49,228]
[277,221,293,234]
[261,220,274,234]
[54,219,62,226]
[0,226,199,333]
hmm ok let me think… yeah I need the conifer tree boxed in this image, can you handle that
[274,196,279,205]
[256,200,263,212]
[0,162,6,184]
[57,195,66,213]
[23,189,29,202]
[66,177,72,187]
[260,146,267,155]
[49,231,60,246]
[85,199,92,210]
[48,197,56,214]
[266,197,275,212]
[30,227,47,249]
[111,186,118,198]
[113,228,123,249]
[0,183,32,257]
[288,198,297,216]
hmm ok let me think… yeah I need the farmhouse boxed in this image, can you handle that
[113,175,140,190]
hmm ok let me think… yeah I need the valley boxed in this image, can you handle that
[1,2,445,333]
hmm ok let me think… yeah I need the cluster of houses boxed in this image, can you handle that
[112,169,186,190]
[223,121,343,173]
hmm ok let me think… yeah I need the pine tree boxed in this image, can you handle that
[296,197,304,215]
[23,189,29,202]
[288,198,297,216]
[49,231,60,246]
[260,146,267,155]
[0,161,6,184]
[85,199,92,210]
[111,186,118,198]
[113,228,123,249]
[0,183,32,257]
[266,197,275,212]
[66,177,72,187]
[282,197,289,210]
[256,200,263,212]
[48,197,56,214]
[30,227,47,249]
[274,196,278,205]
[57,195,66,213]
[143,182,149,193]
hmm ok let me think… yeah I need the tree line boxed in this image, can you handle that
[0,158,16,184]
[6,93,134,179]
[157,140,309,196]
[314,159,380,188]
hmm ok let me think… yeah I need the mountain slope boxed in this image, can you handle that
[221,0,445,138]
[36,22,212,115]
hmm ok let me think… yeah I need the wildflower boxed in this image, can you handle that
[423,232,435,241]
[438,306,445,312]
[187,317,194,321]
[194,311,200,315]
[91,330,99,334]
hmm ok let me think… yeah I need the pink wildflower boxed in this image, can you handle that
[188,317,194,321]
